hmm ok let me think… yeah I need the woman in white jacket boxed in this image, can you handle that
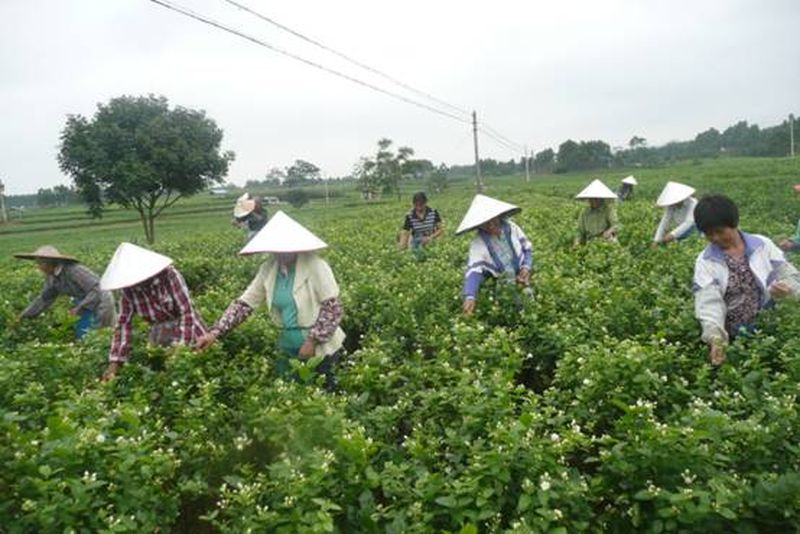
[653,182,698,246]
[196,212,344,389]
[692,195,800,366]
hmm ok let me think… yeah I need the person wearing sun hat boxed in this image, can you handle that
[14,245,116,339]
[233,192,268,241]
[778,184,800,253]
[574,179,620,245]
[617,175,637,201]
[196,211,345,389]
[99,243,208,382]
[456,194,533,315]
[652,181,698,246]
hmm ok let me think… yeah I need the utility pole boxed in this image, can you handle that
[472,110,482,192]
[0,179,7,223]
[791,114,795,158]
[524,145,531,183]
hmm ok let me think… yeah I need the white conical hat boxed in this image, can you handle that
[233,193,256,218]
[656,181,695,207]
[240,211,327,255]
[622,175,638,185]
[455,194,521,235]
[575,179,617,199]
[100,243,173,290]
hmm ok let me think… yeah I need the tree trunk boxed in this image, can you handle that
[147,210,156,244]
[138,210,152,244]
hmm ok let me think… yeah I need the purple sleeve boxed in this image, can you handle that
[211,299,254,337]
[463,271,485,299]
[309,297,343,343]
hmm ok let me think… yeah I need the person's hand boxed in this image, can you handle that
[516,268,531,285]
[663,233,675,244]
[298,338,316,359]
[421,236,431,246]
[101,362,122,382]
[769,281,792,299]
[709,344,726,366]
[779,239,793,251]
[602,229,616,240]
[462,299,476,316]
[68,307,79,316]
[195,332,219,351]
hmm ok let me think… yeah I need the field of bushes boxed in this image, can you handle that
[1,157,799,532]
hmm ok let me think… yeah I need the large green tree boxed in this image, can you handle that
[58,95,234,243]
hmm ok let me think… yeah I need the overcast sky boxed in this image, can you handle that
[1,0,798,194]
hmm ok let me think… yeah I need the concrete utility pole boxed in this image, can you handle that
[790,114,795,158]
[524,145,531,183]
[0,180,7,223]
[472,110,482,192]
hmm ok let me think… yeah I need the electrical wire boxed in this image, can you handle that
[220,0,470,118]
[147,0,470,124]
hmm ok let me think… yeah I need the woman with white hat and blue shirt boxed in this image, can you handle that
[652,181,698,246]
[457,194,533,316]
[196,211,345,389]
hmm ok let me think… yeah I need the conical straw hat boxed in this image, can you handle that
[575,179,617,199]
[656,181,695,207]
[622,176,638,185]
[233,193,256,218]
[455,194,521,235]
[239,211,327,255]
[14,245,78,262]
[100,243,173,290]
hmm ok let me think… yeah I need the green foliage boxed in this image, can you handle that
[355,138,415,199]
[284,189,310,208]
[2,157,800,532]
[556,140,612,173]
[57,94,234,243]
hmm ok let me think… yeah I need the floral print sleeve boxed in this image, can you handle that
[309,297,343,343]
[211,299,254,337]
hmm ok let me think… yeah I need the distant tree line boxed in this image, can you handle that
[452,114,798,176]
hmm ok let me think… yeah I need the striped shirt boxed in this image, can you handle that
[109,266,207,363]
[402,207,442,239]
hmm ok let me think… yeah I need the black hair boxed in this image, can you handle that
[694,194,739,233]
[412,191,427,204]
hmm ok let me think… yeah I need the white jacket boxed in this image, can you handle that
[654,197,697,242]
[693,232,800,344]
[240,253,345,357]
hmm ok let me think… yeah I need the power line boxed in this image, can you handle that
[480,121,525,152]
[479,127,524,154]
[220,0,470,119]
[147,0,470,124]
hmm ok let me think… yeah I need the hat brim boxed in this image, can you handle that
[455,207,521,235]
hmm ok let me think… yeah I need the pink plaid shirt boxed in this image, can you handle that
[109,266,207,363]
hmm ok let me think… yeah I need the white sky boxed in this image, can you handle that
[1,0,798,194]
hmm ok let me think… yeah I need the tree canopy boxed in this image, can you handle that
[58,94,234,243]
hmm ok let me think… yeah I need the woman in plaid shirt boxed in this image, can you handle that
[99,243,207,382]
